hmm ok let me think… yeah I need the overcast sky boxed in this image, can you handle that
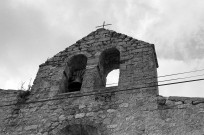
[0,0,204,97]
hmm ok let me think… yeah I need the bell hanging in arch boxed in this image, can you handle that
[68,69,85,92]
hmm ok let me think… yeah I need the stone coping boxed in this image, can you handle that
[57,86,118,98]
[157,95,204,106]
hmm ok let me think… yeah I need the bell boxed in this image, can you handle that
[72,76,82,83]
[68,79,82,92]
[68,69,85,92]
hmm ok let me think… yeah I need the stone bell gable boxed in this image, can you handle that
[0,28,163,135]
[2,28,204,135]
[30,28,158,100]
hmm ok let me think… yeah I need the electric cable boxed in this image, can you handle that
[158,68,204,78]
[106,68,204,86]
[1,77,204,108]
[106,72,204,86]
[158,73,204,83]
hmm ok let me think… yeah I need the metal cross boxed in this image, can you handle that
[96,21,112,29]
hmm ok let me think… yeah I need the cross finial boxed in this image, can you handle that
[96,21,112,29]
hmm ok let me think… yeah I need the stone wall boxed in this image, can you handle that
[147,96,204,135]
[0,89,21,106]
[0,89,22,134]
[1,89,204,135]
[0,87,157,135]
[1,28,204,135]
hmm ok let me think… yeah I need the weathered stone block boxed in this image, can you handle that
[119,103,129,108]
[24,125,38,130]
[75,113,85,118]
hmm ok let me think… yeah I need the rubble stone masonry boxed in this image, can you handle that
[0,28,204,135]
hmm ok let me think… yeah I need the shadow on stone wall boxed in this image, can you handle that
[57,124,101,135]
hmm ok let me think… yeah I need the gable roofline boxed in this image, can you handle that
[75,28,159,68]
[41,28,159,68]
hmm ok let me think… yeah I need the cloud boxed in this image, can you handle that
[0,0,71,89]
[0,0,204,98]
[140,0,204,60]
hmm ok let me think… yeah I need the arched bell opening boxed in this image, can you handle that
[106,69,119,87]
[57,124,101,135]
[99,48,120,88]
[61,54,87,93]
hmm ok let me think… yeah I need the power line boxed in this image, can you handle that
[106,71,204,86]
[158,73,204,83]
[1,78,204,108]
[158,68,204,78]
[106,68,204,86]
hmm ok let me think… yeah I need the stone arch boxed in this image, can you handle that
[57,124,101,135]
[60,54,87,93]
[64,52,92,64]
[98,48,120,87]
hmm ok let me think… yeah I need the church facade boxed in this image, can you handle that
[0,28,204,135]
